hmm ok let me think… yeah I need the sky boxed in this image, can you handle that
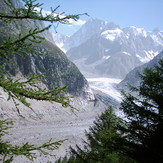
[37,0,163,36]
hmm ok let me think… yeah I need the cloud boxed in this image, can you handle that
[35,7,86,26]
[68,19,86,26]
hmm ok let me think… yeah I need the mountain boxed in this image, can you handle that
[63,18,119,51]
[64,18,163,78]
[0,0,90,97]
[0,2,119,162]
[52,32,69,52]
[118,51,163,90]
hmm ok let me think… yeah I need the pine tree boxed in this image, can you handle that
[0,0,86,162]
[57,108,135,163]
[58,60,163,163]
[119,59,163,163]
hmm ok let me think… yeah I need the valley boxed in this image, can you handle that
[2,77,121,162]
[0,0,162,162]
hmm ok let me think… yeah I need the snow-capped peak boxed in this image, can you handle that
[101,28,123,41]
[62,18,119,50]
[124,26,147,37]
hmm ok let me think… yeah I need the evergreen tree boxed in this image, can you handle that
[58,60,163,163]
[0,0,86,162]
[57,108,135,163]
[119,59,163,163]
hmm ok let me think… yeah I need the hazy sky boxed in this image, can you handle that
[38,0,163,35]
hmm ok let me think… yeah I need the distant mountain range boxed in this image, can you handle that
[54,18,163,79]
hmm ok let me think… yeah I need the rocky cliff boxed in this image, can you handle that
[0,0,89,97]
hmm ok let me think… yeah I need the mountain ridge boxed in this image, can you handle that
[117,51,163,90]
[55,18,163,78]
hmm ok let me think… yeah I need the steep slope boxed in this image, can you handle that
[65,19,163,78]
[118,51,163,90]
[0,0,89,96]
[0,2,116,162]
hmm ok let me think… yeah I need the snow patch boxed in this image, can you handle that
[126,34,130,39]
[105,21,108,25]
[136,50,158,63]
[122,51,131,56]
[101,28,123,41]
[129,26,147,37]
[103,56,111,60]
[105,49,110,52]
[151,34,163,46]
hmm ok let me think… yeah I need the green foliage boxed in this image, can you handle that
[58,60,163,163]
[0,0,82,109]
[0,74,71,113]
[57,108,135,163]
[0,119,64,163]
[0,0,87,23]
[0,0,86,162]
[119,60,163,163]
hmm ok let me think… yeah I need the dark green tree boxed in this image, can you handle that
[0,0,86,162]
[119,59,163,163]
[58,60,163,163]
[57,108,135,163]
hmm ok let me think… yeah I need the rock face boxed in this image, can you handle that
[63,18,163,78]
[118,51,163,90]
[63,19,119,51]
[0,0,89,97]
